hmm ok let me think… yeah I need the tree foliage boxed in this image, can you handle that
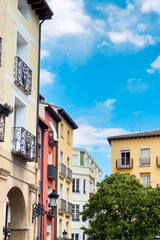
[81,173,160,240]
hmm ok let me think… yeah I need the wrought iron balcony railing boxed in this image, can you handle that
[59,198,66,212]
[59,163,66,178]
[116,159,133,169]
[66,202,72,215]
[156,157,160,167]
[0,115,5,142]
[67,168,72,181]
[14,56,32,95]
[12,127,35,162]
[48,164,57,180]
[139,158,150,167]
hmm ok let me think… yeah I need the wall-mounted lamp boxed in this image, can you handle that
[32,190,59,223]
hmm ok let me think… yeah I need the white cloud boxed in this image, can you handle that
[133,111,142,116]
[40,69,55,85]
[41,49,50,60]
[141,0,160,14]
[73,123,129,150]
[126,78,149,93]
[43,0,91,39]
[105,99,117,109]
[147,56,160,74]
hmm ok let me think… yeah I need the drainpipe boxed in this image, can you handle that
[36,13,51,240]
[55,121,59,240]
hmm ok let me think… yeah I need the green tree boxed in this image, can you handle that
[81,173,160,240]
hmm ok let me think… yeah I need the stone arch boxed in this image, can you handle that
[5,186,27,240]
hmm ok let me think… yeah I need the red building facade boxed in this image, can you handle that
[38,99,61,240]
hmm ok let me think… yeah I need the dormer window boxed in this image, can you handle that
[18,0,29,22]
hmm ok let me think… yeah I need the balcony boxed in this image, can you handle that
[66,202,72,215]
[116,159,133,169]
[48,130,57,147]
[59,163,66,178]
[12,127,35,162]
[139,158,150,167]
[48,164,57,180]
[59,198,66,212]
[66,168,72,182]
[156,157,160,167]
[0,115,5,142]
[14,56,32,95]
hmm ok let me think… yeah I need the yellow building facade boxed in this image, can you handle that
[108,130,160,188]
[0,1,52,239]
[53,107,78,240]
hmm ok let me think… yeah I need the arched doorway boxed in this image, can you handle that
[4,186,27,240]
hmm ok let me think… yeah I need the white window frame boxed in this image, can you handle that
[72,178,80,193]
[141,175,150,187]
[60,149,64,163]
[17,0,29,22]
[139,147,150,167]
[120,148,130,166]
[72,204,80,221]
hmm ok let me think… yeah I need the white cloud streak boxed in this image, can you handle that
[41,49,50,60]
[40,69,55,85]
[73,123,129,150]
[126,78,149,93]
[147,56,160,74]
[141,0,160,14]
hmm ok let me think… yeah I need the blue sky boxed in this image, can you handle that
[40,0,160,177]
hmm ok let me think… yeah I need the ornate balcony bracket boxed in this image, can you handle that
[14,56,32,95]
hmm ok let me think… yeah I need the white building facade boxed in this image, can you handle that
[72,147,102,240]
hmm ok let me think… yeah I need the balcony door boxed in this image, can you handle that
[121,150,130,166]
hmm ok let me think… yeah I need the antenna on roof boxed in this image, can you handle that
[139,123,143,132]
[131,125,135,133]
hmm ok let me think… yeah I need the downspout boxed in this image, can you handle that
[36,13,51,240]
[55,121,59,240]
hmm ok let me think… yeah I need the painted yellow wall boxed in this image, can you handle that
[57,115,73,238]
[111,136,160,188]
[2,0,39,152]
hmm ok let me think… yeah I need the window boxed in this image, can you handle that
[80,151,84,166]
[60,123,63,137]
[67,156,70,168]
[121,150,130,166]
[73,154,78,165]
[72,234,79,240]
[72,179,80,193]
[141,175,150,187]
[59,218,63,238]
[0,37,2,66]
[67,130,70,143]
[89,181,93,193]
[48,151,52,165]
[60,183,63,199]
[49,120,58,141]
[66,221,69,238]
[60,150,64,163]
[18,0,29,22]
[47,224,51,240]
[83,233,86,240]
[72,205,80,221]
[16,31,28,64]
[83,179,87,194]
[140,148,150,166]
[14,96,27,128]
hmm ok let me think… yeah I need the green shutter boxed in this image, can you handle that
[80,152,84,166]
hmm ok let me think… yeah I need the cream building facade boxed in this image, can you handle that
[0,1,52,239]
[72,147,102,240]
[55,108,78,240]
[108,130,160,188]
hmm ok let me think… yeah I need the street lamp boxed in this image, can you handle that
[32,190,59,223]
[62,230,68,239]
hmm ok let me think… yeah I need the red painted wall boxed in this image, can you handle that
[38,108,58,240]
